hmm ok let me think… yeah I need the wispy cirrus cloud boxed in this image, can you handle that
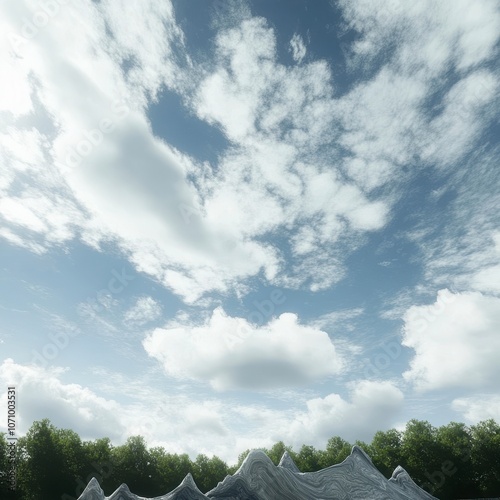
[289,33,307,63]
[124,296,162,326]
[2,0,498,305]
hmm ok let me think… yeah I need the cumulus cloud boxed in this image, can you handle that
[402,290,500,392]
[0,360,236,460]
[143,308,345,391]
[0,0,185,251]
[452,394,500,423]
[284,380,404,447]
[0,359,124,440]
[0,359,407,463]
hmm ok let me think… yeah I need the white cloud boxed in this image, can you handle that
[469,232,500,295]
[0,1,283,303]
[402,290,500,392]
[452,394,500,423]
[289,33,306,63]
[338,0,499,300]
[310,308,364,332]
[471,265,500,295]
[0,360,402,463]
[341,0,499,72]
[424,70,498,167]
[0,360,238,461]
[225,380,404,452]
[0,359,124,440]
[284,380,404,447]
[411,150,500,296]
[337,0,499,181]
[98,0,186,101]
[143,308,345,391]
[1,0,498,305]
[2,0,500,469]
[192,18,391,292]
[124,296,162,325]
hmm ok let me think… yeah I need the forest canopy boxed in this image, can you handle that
[1,418,499,499]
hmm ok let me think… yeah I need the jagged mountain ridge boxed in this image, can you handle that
[78,446,438,500]
[79,473,208,500]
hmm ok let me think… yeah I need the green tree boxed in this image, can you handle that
[206,455,229,491]
[436,422,477,498]
[319,436,352,468]
[296,444,321,472]
[193,454,211,492]
[110,436,156,496]
[266,441,295,466]
[16,419,66,499]
[0,433,7,481]
[193,454,228,492]
[470,419,500,496]
[56,428,87,498]
[153,451,193,493]
[354,439,369,450]
[367,429,403,478]
[147,446,169,494]
[81,437,115,495]
[0,432,15,499]
[400,420,448,497]
[7,417,500,499]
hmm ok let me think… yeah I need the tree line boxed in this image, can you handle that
[1,418,499,499]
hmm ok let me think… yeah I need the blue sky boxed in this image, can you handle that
[1,0,500,463]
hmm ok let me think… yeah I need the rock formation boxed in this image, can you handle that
[78,446,438,499]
